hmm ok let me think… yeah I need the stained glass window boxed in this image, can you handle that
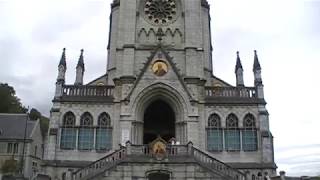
[225,114,240,151]
[96,113,112,150]
[207,114,223,151]
[78,112,94,150]
[61,112,76,149]
[242,114,257,151]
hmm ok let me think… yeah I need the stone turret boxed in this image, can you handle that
[253,50,264,99]
[55,48,67,98]
[75,49,85,85]
[235,51,244,87]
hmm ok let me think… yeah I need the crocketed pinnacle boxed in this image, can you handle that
[59,48,66,67]
[235,51,243,73]
[253,50,261,71]
[77,49,85,69]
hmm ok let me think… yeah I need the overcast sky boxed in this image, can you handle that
[0,0,319,176]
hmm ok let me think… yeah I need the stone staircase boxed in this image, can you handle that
[71,142,246,180]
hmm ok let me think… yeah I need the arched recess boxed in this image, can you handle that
[146,170,171,180]
[131,83,189,145]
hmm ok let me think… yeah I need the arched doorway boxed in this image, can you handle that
[143,100,175,144]
[147,172,170,180]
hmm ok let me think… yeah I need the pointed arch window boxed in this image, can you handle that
[61,112,76,149]
[225,114,240,151]
[207,114,223,151]
[96,113,112,151]
[242,114,258,151]
[78,112,94,150]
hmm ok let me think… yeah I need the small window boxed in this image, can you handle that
[13,143,19,154]
[34,146,37,156]
[7,143,13,153]
[0,129,3,135]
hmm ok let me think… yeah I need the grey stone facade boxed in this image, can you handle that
[43,0,277,179]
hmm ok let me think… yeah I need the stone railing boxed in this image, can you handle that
[129,144,189,157]
[72,148,126,180]
[205,87,256,98]
[71,142,245,180]
[62,85,114,97]
[192,147,245,180]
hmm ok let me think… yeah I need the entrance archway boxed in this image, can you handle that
[143,100,175,144]
[147,172,170,180]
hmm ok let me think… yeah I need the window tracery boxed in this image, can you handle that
[144,0,179,26]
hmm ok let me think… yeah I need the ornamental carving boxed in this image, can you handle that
[143,0,179,26]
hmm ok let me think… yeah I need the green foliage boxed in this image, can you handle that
[0,83,27,113]
[1,158,18,174]
[0,83,50,137]
[29,108,41,120]
[40,116,50,137]
[28,108,50,137]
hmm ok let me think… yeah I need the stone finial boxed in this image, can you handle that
[280,171,286,180]
[59,48,66,67]
[253,50,261,71]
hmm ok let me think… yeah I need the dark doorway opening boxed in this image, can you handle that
[143,100,175,144]
[147,172,170,180]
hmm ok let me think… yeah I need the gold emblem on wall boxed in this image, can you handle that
[152,60,168,76]
[150,136,167,160]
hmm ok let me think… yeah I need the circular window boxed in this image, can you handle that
[143,0,179,26]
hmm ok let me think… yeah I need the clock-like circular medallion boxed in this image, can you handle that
[144,0,178,26]
[152,60,168,76]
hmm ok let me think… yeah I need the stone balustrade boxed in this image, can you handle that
[205,87,257,98]
[62,85,114,97]
[192,147,245,180]
[72,148,126,180]
[72,142,245,180]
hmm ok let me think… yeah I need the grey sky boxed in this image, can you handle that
[0,0,319,176]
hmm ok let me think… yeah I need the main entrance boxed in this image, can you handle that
[143,100,175,144]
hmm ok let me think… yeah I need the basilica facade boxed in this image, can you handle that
[43,0,277,179]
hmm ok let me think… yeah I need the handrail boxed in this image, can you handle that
[192,147,246,180]
[72,148,126,180]
[71,144,245,180]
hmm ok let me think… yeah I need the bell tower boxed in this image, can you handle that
[107,0,212,85]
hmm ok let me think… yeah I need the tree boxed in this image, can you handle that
[29,108,41,121]
[0,83,49,137]
[29,108,49,137]
[0,83,27,113]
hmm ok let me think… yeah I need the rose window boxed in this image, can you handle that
[144,0,178,26]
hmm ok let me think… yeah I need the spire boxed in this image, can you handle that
[235,51,244,87]
[75,49,85,85]
[235,51,243,73]
[253,50,261,71]
[59,48,66,67]
[252,50,264,98]
[77,49,85,70]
